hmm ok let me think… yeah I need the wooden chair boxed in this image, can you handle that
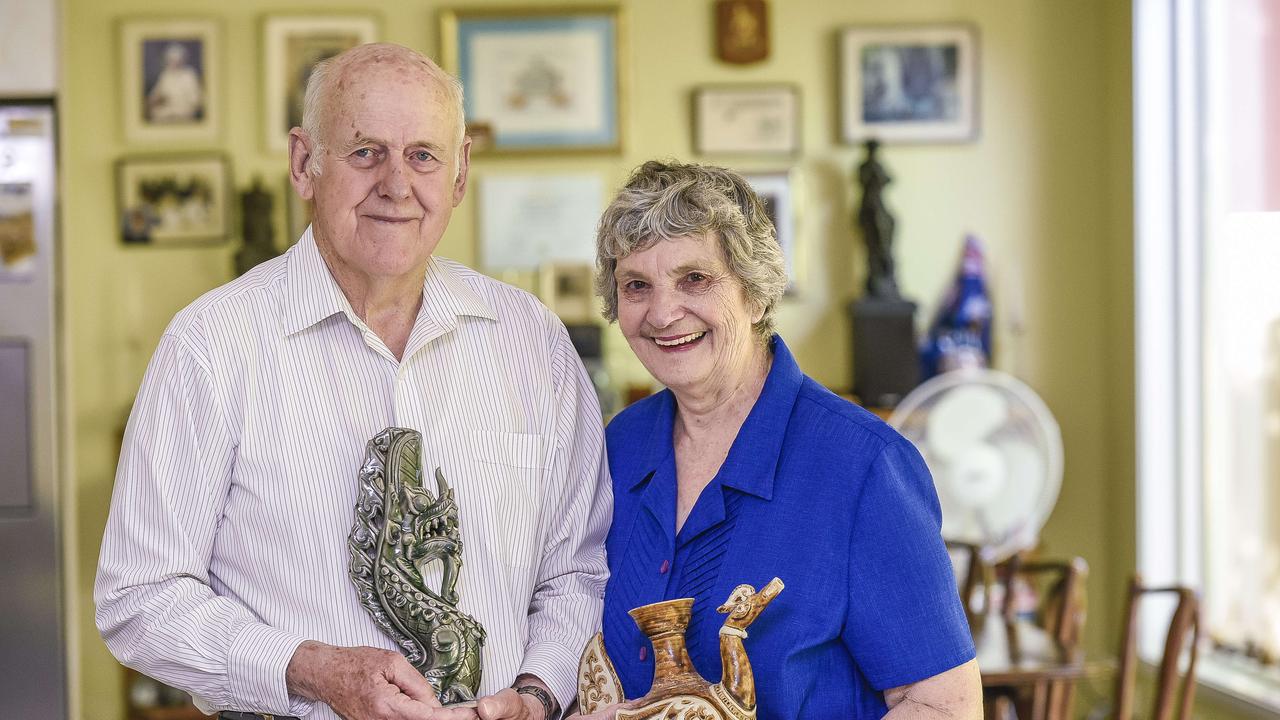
[946,539,986,615]
[952,547,1088,720]
[1112,575,1200,720]
[999,556,1089,720]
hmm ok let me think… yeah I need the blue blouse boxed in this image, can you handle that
[601,336,975,718]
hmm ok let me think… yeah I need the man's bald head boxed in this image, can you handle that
[300,43,465,174]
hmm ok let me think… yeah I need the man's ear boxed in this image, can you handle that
[451,136,472,208]
[288,128,316,201]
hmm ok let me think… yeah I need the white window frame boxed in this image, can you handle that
[1135,0,1280,715]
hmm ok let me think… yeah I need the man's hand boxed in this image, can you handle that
[286,640,478,720]
[475,688,544,720]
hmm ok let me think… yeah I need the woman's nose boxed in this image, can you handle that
[645,286,685,328]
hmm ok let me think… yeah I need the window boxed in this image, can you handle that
[1135,0,1280,713]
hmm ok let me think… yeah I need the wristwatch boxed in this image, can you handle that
[515,683,560,720]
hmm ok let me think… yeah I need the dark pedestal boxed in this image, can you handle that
[850,298,920,408]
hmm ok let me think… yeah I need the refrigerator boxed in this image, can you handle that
[0,100,66,718]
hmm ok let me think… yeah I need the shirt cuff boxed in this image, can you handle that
[519,641,581,714]
[226,622,317,717]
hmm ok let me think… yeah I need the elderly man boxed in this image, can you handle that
[95,44,609,720]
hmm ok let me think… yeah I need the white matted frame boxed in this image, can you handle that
[116,153,230,246]
[441,6,623,154]
[840,24,978,144]
[743,170,797,294]
[693,84,799,156]
[263,14,379,153]
[120,18,220,144]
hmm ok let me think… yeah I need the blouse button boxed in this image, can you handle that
[659,559,670,574]
[639,646,648,661]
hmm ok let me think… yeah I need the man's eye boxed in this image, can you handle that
[411,150,436,163]
[623,280,648,291]
[352,148,375,159]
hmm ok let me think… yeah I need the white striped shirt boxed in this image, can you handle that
[94,229,611,718]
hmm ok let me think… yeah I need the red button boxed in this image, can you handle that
[659,559,670,574]
[639,646,648,661]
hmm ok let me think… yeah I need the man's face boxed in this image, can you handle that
[292,61,470,285]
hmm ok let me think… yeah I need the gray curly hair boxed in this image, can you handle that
[594,160,788,341]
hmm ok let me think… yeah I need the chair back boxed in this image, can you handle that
[1002,556,1088,720]
[1113,575,1200,720]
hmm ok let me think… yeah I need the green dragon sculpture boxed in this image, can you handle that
[348,427,486,704]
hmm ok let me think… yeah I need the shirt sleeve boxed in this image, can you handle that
[93,331,315,717]
[518,323,612,710]
[840,437,976,691]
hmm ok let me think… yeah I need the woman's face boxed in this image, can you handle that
[614,234,764,397]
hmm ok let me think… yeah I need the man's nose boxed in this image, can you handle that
[376,155,411,200]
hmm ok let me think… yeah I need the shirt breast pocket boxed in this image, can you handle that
[467,430,551,570]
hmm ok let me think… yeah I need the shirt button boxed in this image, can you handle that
[659,559,670,574]
[639,646,648,661]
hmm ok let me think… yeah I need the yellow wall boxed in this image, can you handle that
[61,0,1145,717]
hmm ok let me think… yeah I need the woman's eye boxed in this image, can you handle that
[687,272,707,283]
[623,280,648,291]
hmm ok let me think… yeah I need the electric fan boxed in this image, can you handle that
[888,369,1063,565]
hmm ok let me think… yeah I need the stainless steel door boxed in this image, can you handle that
[0,101,66,719]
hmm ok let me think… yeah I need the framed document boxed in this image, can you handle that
[693,84,798,155]
[441,6,623,153]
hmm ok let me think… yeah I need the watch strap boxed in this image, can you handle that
[515,684,559,720]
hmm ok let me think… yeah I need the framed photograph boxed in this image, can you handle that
[743,171,797,293]
[117,154,230,246]
[840,24,978,143]
[120,18,220,144]
[441,6,623,153]
[539,261,596,325]
[263,14,379,153]
[693,84,798,156]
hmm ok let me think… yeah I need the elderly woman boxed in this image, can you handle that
[586,161,980,719]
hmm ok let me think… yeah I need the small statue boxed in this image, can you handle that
[235,178,279,277]
[856,139,900,299]
[577,578,784,720]
[348,428,487,704]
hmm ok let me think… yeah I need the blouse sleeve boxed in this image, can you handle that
[840,437,976,690]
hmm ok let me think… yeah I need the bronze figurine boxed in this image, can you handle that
[578,578,784,720]
[348,427,486,704]
[857,139,900,300]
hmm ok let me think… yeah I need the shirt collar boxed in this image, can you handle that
[627,334,804,501]
[282,226,352,335]
[282,227,497,337]
[419,256,498,326]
